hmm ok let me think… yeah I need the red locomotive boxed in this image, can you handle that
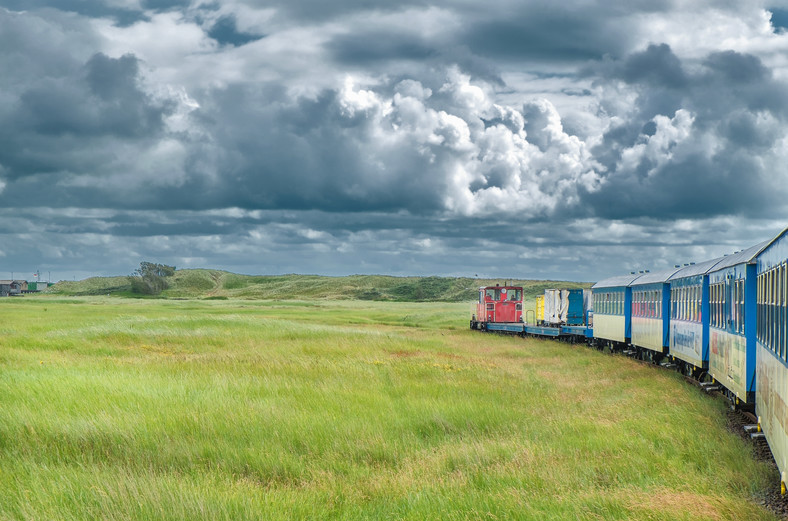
[471,284,523,328]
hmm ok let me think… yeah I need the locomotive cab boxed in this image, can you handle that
[472,285,523,328]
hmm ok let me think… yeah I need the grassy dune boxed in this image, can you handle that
[0,297,778,520]
[47,271,591,301]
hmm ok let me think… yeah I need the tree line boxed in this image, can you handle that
[129,262,175,295]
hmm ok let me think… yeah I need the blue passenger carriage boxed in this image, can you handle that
[591,273,642,349]
[705,243,769,405]
[755,228,788,493]
[667,258,722,378]
[629,269,680,362]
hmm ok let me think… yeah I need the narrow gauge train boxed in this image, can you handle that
[471,227,788,494]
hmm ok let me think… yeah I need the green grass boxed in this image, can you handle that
[0,297,778,520]
[46,271,592,301]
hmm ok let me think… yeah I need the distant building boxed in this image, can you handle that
[0,280,26,296]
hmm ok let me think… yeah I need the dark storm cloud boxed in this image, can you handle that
[17,53,167,138]
[582,43,788,221]
[620,43,688,89]
[142,0,191,11]
[0,51,172,186]
[328,31,435,64]
[463,16,623,63]
[203,85,447,213]
[207,15,264,46]
[238,0,432,23]
[0,0,146,25]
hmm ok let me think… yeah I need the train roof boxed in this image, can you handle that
[668,256,726,280]
[630,267,682,285]
[708,239,772,272]
[592,273,644,289]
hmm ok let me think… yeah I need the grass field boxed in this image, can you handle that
[0,296,779,520]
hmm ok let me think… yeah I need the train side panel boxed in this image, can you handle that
[757,346,788,487]
[668,260,724,372]
[708,260,758,403]
[710,329,749,400]
[593,313,626,343]
[670,320,704,367]
[630,273,678,354]
[632,316,663,352]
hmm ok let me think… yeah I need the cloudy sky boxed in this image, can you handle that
[2,0,788,282]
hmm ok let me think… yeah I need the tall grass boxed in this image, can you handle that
[0,297,778,520]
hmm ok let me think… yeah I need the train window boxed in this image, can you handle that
[690,285,694,321]
[773,268,778,352]
[734,279,741,334]
[769,269,775,351]
[688,285,692,322]
[679,287,684,321]
[758,273,765,344]
[735,279,740,333]
[776,267,780,355]
[649,290,653,318]
[722,282,727,329]
[717,282,722,328]
[736,279,744,333]
[782,265,787,360]
[784,265,788,360]
[711,284,715,327]
[710,284,715,328]
[780,268,784,359]
[680,286,684,320]
[756,273,764,342]
[741,279,744,334]
[719,282,724,328]
[776,268,780,355]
